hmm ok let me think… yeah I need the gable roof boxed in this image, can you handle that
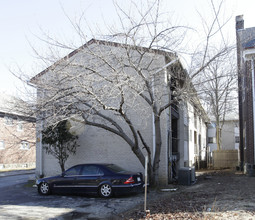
[30,38,176,83]
[243,38,255,49]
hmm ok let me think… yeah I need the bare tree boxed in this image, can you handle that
[195,48,238,150]
[20,0,232,186]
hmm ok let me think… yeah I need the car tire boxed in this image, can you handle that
[38,182,50,195]
[99,183,112,198]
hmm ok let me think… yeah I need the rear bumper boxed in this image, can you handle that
[112,183,144,195]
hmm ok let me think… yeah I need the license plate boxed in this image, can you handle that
[137,177,141,182]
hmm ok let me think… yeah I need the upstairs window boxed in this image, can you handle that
[17,121,23,131]
[0,141,5,150]
[194,113,197,129]
[20,141,29,150]
[189,130,192,142]
[5,116,13,126]
[208,137,216,143]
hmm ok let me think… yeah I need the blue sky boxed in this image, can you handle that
[0,0,254,97]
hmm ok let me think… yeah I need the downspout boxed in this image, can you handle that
[152,58,178,165]
[152,114,156,163]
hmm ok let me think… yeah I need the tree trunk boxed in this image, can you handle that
[216,117,221,150]
[152,115,162,186]
[59,159,65,173]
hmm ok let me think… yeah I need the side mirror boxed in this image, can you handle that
[62,172,66,177]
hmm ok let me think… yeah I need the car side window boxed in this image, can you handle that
[65,166,82,176]
[81,165,104,176]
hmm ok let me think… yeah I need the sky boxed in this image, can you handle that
[0,0,255,98]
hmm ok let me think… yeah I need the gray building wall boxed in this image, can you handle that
[34,39,208,185]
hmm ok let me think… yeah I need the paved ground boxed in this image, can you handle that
[2,169,255,220]
[0,169,147,220]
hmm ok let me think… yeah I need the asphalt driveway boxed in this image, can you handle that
[0,169,146,219]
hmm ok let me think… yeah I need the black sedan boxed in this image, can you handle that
[36,164,144,198]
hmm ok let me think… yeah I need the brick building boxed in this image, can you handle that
[31,39,208,185]
[0,95,36,169]
[236,15,255,172]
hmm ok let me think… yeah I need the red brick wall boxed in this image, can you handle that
[244,61,255,164]
[0,115,36,166]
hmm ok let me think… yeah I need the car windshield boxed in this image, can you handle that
[106,164,127,173]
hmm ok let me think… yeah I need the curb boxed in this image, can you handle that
[0,170,35,177]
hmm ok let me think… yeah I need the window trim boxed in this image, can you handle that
[17,121,24,132]
[20,141,29,150]
[4,116,13,126]
[0,141,5,150]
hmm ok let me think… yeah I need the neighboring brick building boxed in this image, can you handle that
[236,15,255,172]
[0,95,36,169]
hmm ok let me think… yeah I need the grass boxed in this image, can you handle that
[24,180,36,188]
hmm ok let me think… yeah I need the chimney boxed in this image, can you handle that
[236,15,244,31]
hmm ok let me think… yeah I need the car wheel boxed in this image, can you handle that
[99,184,112,198]
[38,182,50,195]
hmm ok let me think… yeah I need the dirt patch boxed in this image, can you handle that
[117,170,255,219]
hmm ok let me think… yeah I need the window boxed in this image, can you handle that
[194,113,197,129]
[0,141,5,150]
[65,165,82,176]
[189,130,192,142]
[194,131,197,145]
[106,164,126,173]
[5,116,13,126]
[194,131,197,154]
[17,121,23,131]
[208,137,215,143]
[81,165,103,176]
[199,118,202,132]
[20,141,29,150]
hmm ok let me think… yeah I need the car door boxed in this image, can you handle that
[74,165,104,194]
[53,165,82,193]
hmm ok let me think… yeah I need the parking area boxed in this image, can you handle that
[0,193,146,219]
[0,170,146,219]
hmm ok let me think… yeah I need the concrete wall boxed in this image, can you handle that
[35,41,172,185]
[221,120,239,150]
[34,40,208,185]
[208,120,239,152]
[37,106,170,185]
[212,150,238,169]
[187,102,207,167]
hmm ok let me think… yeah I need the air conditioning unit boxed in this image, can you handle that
[178,167,196,185]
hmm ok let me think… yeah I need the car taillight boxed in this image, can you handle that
[124,176,135,184]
